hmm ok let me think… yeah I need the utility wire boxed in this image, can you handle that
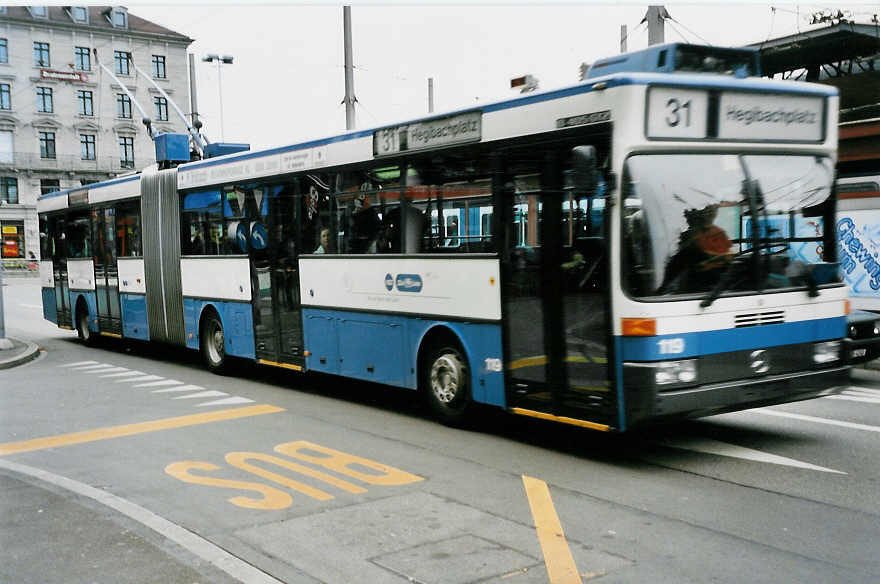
[668,16,712,46]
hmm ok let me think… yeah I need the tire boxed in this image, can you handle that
[201,312,229,374]
[423,344,471,426]
[76,305,95,346]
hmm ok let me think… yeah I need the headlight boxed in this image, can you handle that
[655,359,697,385]
[813,340,841,364]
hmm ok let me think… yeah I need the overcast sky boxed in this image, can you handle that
[126,2,877,149]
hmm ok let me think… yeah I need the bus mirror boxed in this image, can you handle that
[572,146,598,195]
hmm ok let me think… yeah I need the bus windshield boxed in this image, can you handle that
[623,153,838,299]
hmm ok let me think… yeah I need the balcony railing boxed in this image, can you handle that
[0,152,147,173]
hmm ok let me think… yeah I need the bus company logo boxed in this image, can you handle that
[395,274,423,293]
[385,273,394,291]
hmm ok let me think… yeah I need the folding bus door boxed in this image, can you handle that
[51,215,71,327]
[94,207,122,335]
[502,148,614,429]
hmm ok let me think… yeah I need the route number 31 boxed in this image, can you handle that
[665,98,692,128]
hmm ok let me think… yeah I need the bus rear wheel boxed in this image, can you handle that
[423,344,471,426]
[76,305,95,346]
[201,313,228,374]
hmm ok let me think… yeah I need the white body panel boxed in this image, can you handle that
[299,257,502,321]
[180,257,251,301]
[67,258,95,291]
[40,259,54,288]
[38,194,67,213]
[118,258,146,294]
[612,287,849,336]
[88,176,140,205]
[836,175,880,311]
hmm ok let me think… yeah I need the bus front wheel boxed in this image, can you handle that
[201,313,228,374]
[423,344,471,426]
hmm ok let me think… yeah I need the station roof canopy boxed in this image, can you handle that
[749,22,880,76]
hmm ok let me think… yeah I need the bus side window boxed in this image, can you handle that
[337,168,402,254]
[115,200,141,257]
[181,190,222,256]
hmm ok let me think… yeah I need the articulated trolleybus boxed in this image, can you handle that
[38,44,849,432]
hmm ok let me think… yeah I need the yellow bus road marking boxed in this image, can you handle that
[522,475,583,584]
[0,404,285,456]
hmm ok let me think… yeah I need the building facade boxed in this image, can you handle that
[0,6,192,267]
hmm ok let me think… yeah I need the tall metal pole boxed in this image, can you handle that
[188,54,202,137]
[0,261,9,348]
[428,77,434,113]
[644,5,669,46]
[620,25,627,53]
[343,5,356,130]
[216,59,225,141]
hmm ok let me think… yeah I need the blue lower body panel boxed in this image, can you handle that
[121,293,149,340]
[42,287,57,324]
[302,308,506,407]
[183,298,255,359]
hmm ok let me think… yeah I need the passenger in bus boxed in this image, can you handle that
[314,228,330,254]
[659,203,732,293]
[349,193,381,253]
[189,225,205,255]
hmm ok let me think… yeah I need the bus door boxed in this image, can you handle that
[93,207,122,335]
[51,215,71,327]
[503,148,614,427]
[253,185,304,367]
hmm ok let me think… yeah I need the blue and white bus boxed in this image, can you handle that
[38,49,849,431]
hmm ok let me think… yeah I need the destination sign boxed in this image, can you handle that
[373,112,482,157]
[718,93,824,142]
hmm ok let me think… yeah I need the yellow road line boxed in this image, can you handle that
[522,475,583,584]
[0,404,285,456]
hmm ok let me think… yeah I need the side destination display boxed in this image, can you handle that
[374,111,482,157]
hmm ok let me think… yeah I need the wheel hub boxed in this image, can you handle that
[430,354,462,403]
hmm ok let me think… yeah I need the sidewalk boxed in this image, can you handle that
[0,337,40,369]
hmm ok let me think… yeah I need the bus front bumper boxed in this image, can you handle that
[625,366,850,428]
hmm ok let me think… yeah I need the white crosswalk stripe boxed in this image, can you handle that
[172,390,228,400]
[133,379,183,388]
[61,361,254,408]
[826,395,880,404]
[59,360,99,367]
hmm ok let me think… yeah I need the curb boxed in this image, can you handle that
[0,339,41,370]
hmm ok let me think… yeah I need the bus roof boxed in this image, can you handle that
[176,71,836,180]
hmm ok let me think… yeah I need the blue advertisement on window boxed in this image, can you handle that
[838,212,880,302]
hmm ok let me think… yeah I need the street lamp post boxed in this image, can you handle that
[202,54,233,142]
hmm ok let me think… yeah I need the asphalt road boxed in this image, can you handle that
[2,277,879,584]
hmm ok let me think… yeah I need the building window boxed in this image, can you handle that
[154,97,168,121]
[0,84,10,110]
[0,177,17,204]
[111,9,128,29]
[36,87,53,113]
[0,39,8,64]
[77,90,94,116]
[1,220,25,258]
[69,6,88,23]
[119,136,134,169]
[28,7,48,19]
[39,131,56,159]
[75,46,91,71]
[114,50,131,75]
[151,55,166,79]
[116,94,132,119]
[34,42,50,67]
[80,134,96,160]
[40,179,60,195]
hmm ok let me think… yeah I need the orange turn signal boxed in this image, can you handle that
[844,299,851,315]
[622,317,656,336]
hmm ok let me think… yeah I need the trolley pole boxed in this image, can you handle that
[428,77,434,113]
[343,5,356,130]
[0,262,11,350]
[188,54,202,137]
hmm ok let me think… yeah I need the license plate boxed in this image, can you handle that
[852,348,867,358]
